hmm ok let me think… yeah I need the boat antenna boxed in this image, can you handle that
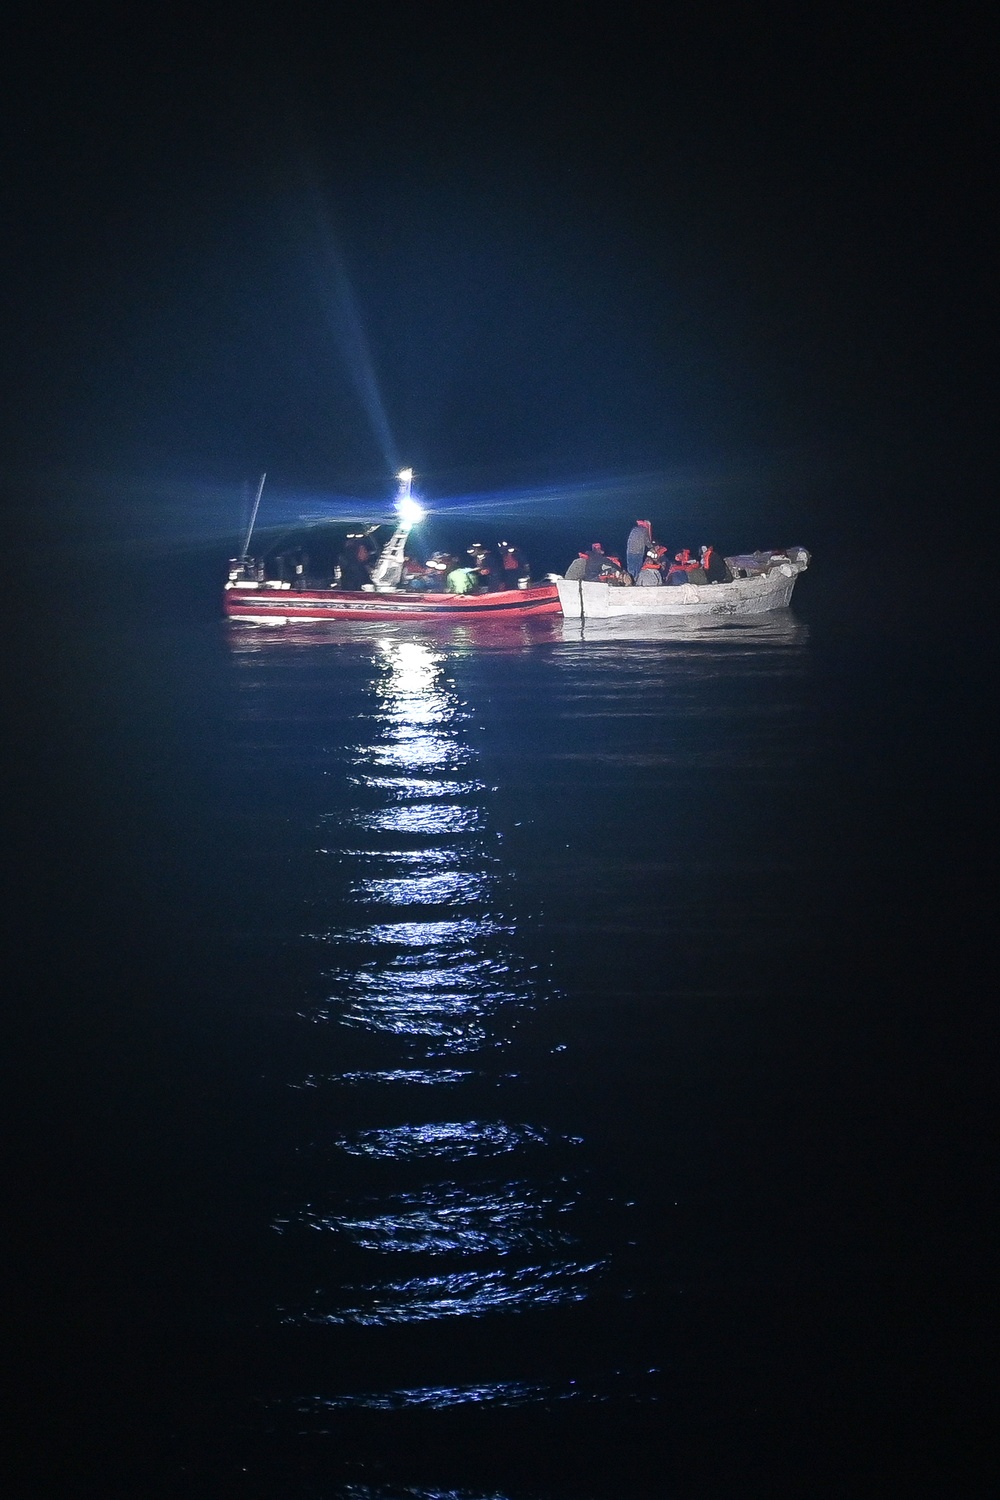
[239,472,267,561]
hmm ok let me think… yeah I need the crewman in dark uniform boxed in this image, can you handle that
[467,542,504,591]
[337,532,374,590]
[287,546,309,590]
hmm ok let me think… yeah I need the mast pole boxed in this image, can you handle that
[239,472,267,561]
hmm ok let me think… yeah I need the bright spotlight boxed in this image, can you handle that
[396,496,425,525]
[397,468,414,483]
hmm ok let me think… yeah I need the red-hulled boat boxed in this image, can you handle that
[224,468,561,622]
[224,581,561,621]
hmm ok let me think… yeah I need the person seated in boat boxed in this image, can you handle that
[700,544,732,583]
[467,542,505,592]
[583,542,610,580]
[581,542,630,583]
[665,549,697,585]
[337,532,374,590]
[446,562,480,594]
[498,541,530,589]
[401,555,431,590]
[423,553,455,592]
[564,551,589,580]
[637,547,665,584]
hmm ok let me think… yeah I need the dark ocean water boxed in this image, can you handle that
[4,556,992,1497]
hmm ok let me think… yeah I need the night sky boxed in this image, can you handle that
[4,3,993,548]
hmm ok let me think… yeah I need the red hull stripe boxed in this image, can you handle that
[224,586,562,619]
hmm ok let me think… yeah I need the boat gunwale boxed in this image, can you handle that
[224,582,562,620]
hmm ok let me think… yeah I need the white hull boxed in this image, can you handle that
[556,550,808,619]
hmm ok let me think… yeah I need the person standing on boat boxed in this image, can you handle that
[498,541,530,589]
[467,542,504,591]
[337,532,374,590]
[287,545,309,590]
[626,520,654,581]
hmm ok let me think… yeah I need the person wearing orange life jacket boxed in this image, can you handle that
[498,541,530,589]
[701,544,732,583]
[665,548,696,585]
[685,546,709,585]
[583,542,630,583]
[583,542,612,580]
[637,547,665,585]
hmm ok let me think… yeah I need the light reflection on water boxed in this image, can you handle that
[288,1260,607,1325]
[297,1372,660,1413]
[295,1069,479,1088]
[347,776,489,797]
[311,919,510,947]
[334,1121,554,1160]
[334,1485,516,1499]
[223,611,821,1484]
[310,953,527,1050]
[275,1180,578,1254]
[361,736,475,770]
[266,638,605,1411]
[354,872,491,905]
[340,849,469,866]
[352,804,486,834]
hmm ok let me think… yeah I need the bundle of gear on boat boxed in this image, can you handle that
[563,522,733,586]
[261,533,533,594]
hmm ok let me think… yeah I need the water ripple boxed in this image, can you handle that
[287,1259,607,1324]
[334,1122,552,1160]
[298,1069,477,1088]
[354,873,490,905]
[302,1381,553,1411]
[354,805,485,835]
[279,1181,579,1254]
[359,737,474,770]
[317,919,509,949]
[334,1486,514,1499]
[346,776,488,798]
[340,849,470,867]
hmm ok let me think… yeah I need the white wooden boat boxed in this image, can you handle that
[555,548,810,619]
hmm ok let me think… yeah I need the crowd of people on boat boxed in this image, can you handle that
[563,523,732,586]
[266,519,730,593]
[336,535,532,594]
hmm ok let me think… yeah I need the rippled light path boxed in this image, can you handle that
[224,614,830,1498]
